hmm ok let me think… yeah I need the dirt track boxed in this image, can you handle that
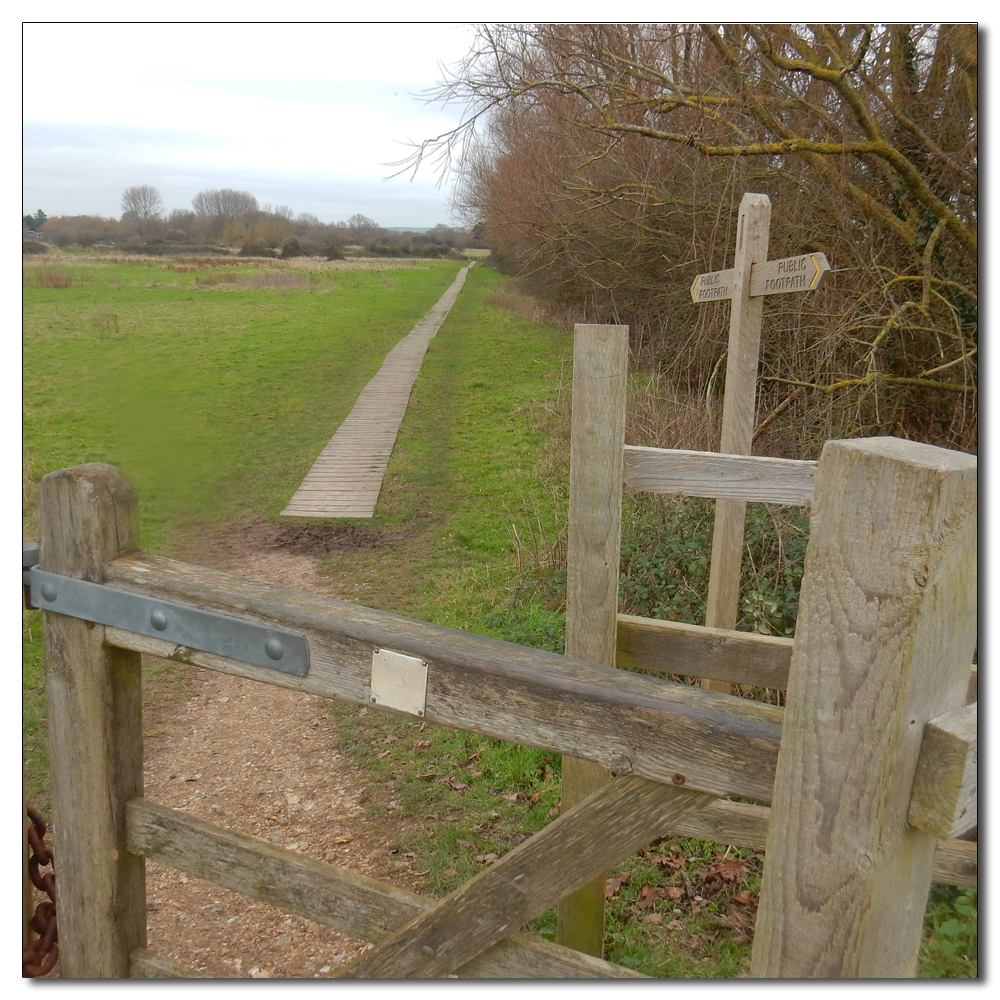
[140,525,428,978]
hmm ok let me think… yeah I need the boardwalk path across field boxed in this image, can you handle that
[281,264,471,518]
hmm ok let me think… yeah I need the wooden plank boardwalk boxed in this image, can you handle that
[281,264,472,518]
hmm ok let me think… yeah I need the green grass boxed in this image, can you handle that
[21,257,976,978]
[21,254,464,818]
[312,264,570,624]
[22,610,48,814]
[22,257,464,549]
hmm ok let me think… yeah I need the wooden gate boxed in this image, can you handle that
[32,381,975,977]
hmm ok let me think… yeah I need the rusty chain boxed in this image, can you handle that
[23,806,58,977]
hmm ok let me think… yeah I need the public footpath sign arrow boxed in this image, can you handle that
[690,252,831,303]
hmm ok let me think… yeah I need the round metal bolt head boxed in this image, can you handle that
[264,638,285,661]
[150,611,169,631]
[40,582,57,602]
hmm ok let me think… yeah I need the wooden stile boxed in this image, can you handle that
[38,463,147,977]
[558,323,629,956]
[751,438,978,978]
[31,446,978,978]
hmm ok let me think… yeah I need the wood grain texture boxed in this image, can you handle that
[908,703,977,839]
[129,949,207,978]
[103,553,784,803]
[623,446,816,505]
[126,799,646,979]
[617,614,793,688]
[282,266,469,517]
[703,194,772,693]
[751,437,977,978]
[38,463,146,977]
[336,777,711,978]
[560,322,629,955]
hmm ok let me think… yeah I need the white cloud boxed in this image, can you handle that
[22,22,476,225]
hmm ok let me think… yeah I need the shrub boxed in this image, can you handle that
[364,243,402,257]
[322,240,346,261]
[118,242,168,256]
[238,240,275,258]
[617,496,809,637]
[23,240,48,255]
[279,238,305,260]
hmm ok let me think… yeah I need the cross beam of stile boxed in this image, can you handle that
[336,777,712,978]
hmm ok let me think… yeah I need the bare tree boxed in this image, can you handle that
[415,23,977,451]
[346,213,381,242]
[121,185,163,219]
[192,188,260,220]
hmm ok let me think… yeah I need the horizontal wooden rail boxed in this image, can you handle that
[665,800,977,889]
[618,615,979,704]
[126,799,646,979]
[623,446,816,505]
[909,703,978,840]
[104,553,784,803]
[617,614,793,688]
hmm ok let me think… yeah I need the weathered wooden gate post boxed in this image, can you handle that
[557,324,629,956]
[751,438,977,977]
[39,463,146,977]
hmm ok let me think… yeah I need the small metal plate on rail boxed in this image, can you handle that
[29,568,309,677]
[370,647,428,717]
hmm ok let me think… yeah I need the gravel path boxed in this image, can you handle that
[138,542,430,978]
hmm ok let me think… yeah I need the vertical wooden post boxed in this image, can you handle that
[557,324,629,957]
[39,463,146,977]
[703,193,771,693]
[751,438,977,977]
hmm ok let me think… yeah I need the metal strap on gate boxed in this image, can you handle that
[22,542,309,677]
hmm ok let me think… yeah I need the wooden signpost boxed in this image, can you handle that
[691,252,831,302]
[692,194,830,693]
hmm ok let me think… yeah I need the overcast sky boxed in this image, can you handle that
[22,22,480,229]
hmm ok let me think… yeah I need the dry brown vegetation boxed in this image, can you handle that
[420,23,977,455]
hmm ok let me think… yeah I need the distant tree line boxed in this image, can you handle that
[23,186,486,260]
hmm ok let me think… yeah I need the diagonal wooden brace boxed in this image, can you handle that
[336,775,712,978]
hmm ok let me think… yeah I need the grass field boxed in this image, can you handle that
[22,256,466,548]
[21,254,976,977]
[22,254,467,810]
